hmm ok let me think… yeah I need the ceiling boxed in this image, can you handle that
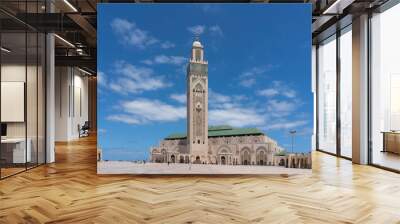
[0,0,97,73]
[0,0,392,73]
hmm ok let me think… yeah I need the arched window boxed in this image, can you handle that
[195,49,201,61]
[194,83,203,92]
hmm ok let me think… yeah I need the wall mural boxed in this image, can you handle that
[97,4,313,174]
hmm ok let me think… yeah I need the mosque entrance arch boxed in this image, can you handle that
[256,147,267,165]
[170,155,175,163]
[161,149,167,163]
[217,146,232,165]
[241,148,251,165]
[221,156,226,165]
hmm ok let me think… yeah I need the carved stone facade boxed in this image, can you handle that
[150,134,285,165]
[149,39,311,169]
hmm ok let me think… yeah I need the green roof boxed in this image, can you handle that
[165,125,264,140]
[165,133,187,139]
[208,125,233,131]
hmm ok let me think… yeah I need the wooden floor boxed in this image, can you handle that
[372,150,400,171]
[0,167,26,178]
[1,136,400,224]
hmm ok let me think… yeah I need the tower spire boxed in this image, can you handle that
[187,36,208,160]
[191,37,204,62]
[194,34,200,42]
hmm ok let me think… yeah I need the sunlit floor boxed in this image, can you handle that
[0,163,44,179]
[1,135,400,223]
[0,167,25,178]
[372,150,400,171]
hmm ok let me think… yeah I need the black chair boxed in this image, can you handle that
[79,121,90,138]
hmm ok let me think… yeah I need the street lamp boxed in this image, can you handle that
[289,130,297,153]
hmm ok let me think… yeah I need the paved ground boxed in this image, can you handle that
[97,161,311,175]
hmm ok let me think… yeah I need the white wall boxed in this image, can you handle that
[1,65,35,138]
[311,45,316,151]
[55,66,69,141]
[1,63,46,164]
[72,73,89,138]
[1,65,26,130]
[55,67,89,141]
[1,82,25,122]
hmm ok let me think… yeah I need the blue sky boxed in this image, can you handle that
[98,4,312,161]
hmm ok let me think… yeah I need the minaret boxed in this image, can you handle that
[187,37,208,163]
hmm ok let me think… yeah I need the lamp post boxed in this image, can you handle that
[289,130,297,153]
[97,129,107,161]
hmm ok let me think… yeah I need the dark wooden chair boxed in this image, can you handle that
[79,121,90,138]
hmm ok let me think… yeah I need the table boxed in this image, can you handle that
[1,138,31,163]
[382,131,400,154]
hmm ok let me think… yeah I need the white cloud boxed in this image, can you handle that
[107,98,187,125]
[209,108,265,127]
[209,89,231,104]
[155,55,185,65]
[97,71,107,87]
[209,25,223,36]
[283,89,296,98]
[206,90,306,129]
[170,94,186,104]
[240,78,256,88]
[161,41,175,49]
[187,25,206,35]
[265,120,308,130]
[105,88,307,132]
[258,88,279,97]
[207,89,265,127]
[240,67,267,78]
[267,99,297,115]
[107,114,141,125]
[233,95,248,101]
[142,55,186,66]
[111,18,158,49]
[111,18,176,50]
[258,81,297,98]
[110,18,133,33]
[239,66,268,87]
[122,99,186,122]
[141,59,153,65]
[108,61,170,94]
[177,64,187,75]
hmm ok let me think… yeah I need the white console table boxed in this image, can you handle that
[1,138,31,163]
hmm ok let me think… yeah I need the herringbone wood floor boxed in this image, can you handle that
[1,135,400,224]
